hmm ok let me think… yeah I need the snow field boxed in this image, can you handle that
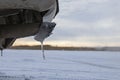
[0,50,120,80]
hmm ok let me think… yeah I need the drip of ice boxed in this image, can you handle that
[0,39,3,56]
[0,48,3,56]
[34,22,56,60]
[0,49,3,56]
[41,41,45,60]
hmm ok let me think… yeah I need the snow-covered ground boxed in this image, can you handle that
[0,50,120,80]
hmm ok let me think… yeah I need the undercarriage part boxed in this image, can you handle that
[0,9,20,17]
[0,9,43,25]
[2,38,16,48]
[0,9,43,38]
[0,9,44,49]
[0,38,16,56]
[0,23,41,38]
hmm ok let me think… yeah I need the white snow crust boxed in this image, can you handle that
[0,50,120,80]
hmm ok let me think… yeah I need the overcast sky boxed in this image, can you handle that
[14,0,120,47]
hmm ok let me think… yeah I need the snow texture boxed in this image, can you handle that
[0,50,120,80]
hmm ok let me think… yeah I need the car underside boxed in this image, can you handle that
[0,0,59,50]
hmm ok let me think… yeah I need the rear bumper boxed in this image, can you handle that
[0,0,59,22]
[0,0,55,11]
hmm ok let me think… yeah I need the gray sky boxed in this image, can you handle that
[14,0,120,47]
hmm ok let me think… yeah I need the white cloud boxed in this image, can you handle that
[59,0,110,16]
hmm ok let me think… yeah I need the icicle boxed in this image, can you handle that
[34,22,56,60]
[40,41,45,60]
[0,49,3,56]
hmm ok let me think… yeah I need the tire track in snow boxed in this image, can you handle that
[51,57,120,70]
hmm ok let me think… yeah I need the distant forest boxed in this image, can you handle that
[10,45,120,51]
[11,45,95,51]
